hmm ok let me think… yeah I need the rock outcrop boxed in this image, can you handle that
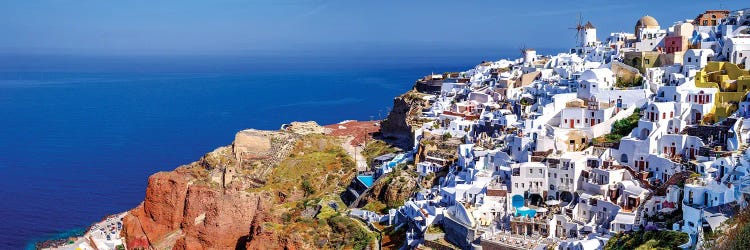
[380,90,430,146]
[354,166,419,211]
[121,122,378,250]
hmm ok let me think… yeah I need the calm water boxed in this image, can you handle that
[0,52,514,249]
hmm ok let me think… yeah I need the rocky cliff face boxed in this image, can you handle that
[354,165,419,212]
[380,90,430,146]
[121,122,376,250]
[123,171,270,249]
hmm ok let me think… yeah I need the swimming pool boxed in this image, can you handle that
[515,206,537,218]
[357,175,374,188]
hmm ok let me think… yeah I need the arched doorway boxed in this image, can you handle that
[639,128,650,140]
[559,191,574,204]
[528,193,544,207]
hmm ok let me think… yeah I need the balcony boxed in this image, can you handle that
[528,186,543,194]
[557,184,574,192]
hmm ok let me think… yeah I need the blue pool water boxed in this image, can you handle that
[357,175,375,188]
[0,52,519,249]
[515,208,537,218]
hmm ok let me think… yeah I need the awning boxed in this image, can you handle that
[546,200,561,206]
[705,214,729,230]
[613,213,636,225]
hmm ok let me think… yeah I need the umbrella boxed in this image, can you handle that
[536,208,548,213]
[546,200,561,206]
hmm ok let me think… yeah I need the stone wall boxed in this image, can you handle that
[443,214,475,250]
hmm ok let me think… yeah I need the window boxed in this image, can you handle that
[703,20,708,26]
[645,59,650,64]
[529,169,533,174]
[688,57,692,62]
[539,169,543,174]
[577,119,580,124]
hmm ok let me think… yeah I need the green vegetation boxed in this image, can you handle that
[520,97,534,106]
[247,134,355,195]
[426,225,445,234]
[327,215,376,250]
[647,209,683,230]
[604,230,688,250]
[595,108,641,143]
[702,228,724,249]
[402,90,427,101]
[361,139,398,167]
[714,206,750,249]
[363,200,387,213]
[234,133,375,249]
[116,245,126,250]
[616,75,644,88]
[301,179,316,197]
[442,133,453,140]
[382,225,407,249]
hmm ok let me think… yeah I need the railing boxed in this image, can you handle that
[528,187,542,193]
[558,184,573,192]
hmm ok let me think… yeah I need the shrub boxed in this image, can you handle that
[301,179,316,197]
[604,230,688,250]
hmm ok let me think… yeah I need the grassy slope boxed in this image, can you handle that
[251,134,378,250]
[595,108,641,143]
[604,230,688,250]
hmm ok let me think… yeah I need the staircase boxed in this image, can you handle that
[654,171,693,196]
[633,192,653,228]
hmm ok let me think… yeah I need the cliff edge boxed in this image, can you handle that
[121,122,377,249]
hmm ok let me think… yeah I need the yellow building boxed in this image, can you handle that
[695,62,750,122]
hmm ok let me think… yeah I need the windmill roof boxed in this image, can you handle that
[584,21,595,29]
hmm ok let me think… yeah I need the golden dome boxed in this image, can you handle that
[636,15,659,28]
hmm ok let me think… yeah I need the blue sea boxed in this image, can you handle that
[0,50,526,249]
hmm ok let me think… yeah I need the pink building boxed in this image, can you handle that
[664,36,686,54]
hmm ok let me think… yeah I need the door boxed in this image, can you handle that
[689,148,695,159]
[570,120,574,128]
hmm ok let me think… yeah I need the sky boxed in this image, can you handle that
[0,0,748,56]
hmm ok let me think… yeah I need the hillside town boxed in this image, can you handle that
[351,8,750,250]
